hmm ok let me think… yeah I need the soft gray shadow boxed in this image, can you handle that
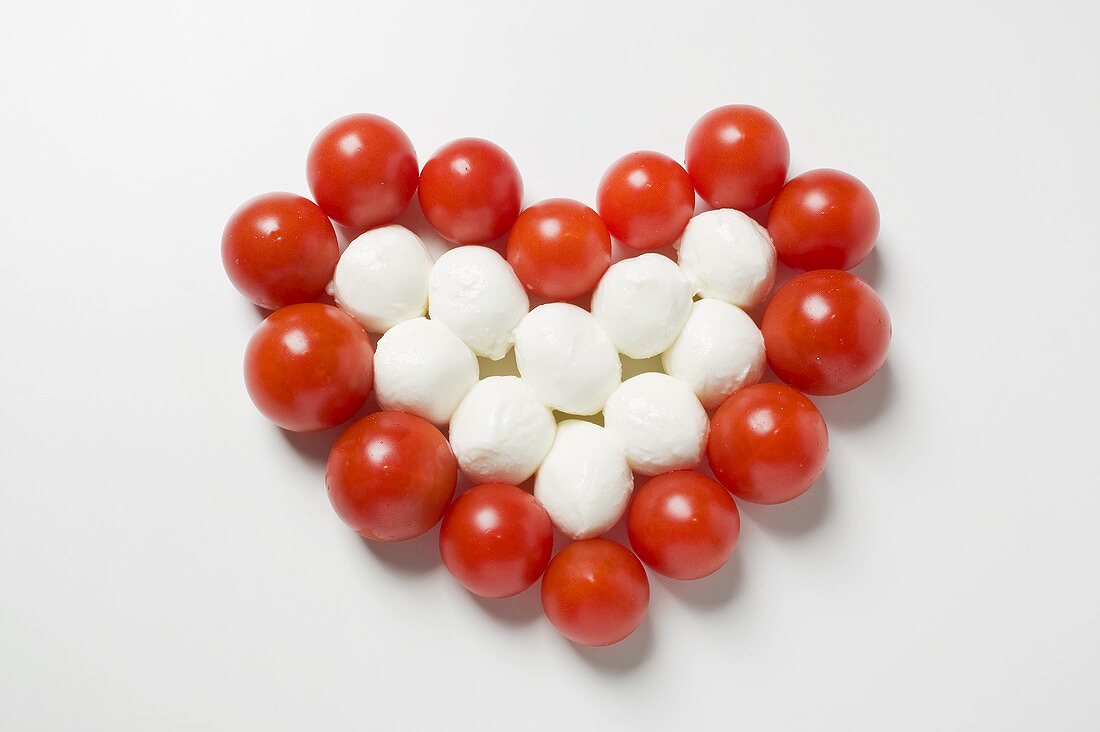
[850,245,885,289]
[280,426,340,468]
[739,471,833,538]
[360,525,442,576]
[472,584,542,627]
[571,614,655,675]
[813,360,896,429]
[656,550,745,611]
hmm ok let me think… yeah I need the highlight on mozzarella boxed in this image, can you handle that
[590,253,693,359]
[661,298,766,409]
[331,224,434,333]
[373,317,479,425]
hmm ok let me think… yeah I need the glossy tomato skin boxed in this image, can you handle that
[244,304,374,432]
[685,104,789,211]
[439,483,554,598]
[768,169,880,270]
[506,198,612,300]
[221,193,340,310]
[596,151,695,251]
[326,411,457,541]
[707,383,828,505]
[627,471,740,580]
[418,138,523,245]
[762,270,891,395]
[306,114,418,231]
[541,539,649,647]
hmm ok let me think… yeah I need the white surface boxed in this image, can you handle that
[1,2,1099,730]
[534,421,635,540]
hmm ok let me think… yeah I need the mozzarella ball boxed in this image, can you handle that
[513,303,621,415]
[428,246,529,360]
[331,225,434,333]
[534,420,634,539]
[373,318,479,425]
[603,372,708,476]
[676,209,776,309]
[449,376,556,485]
[661,298,765,409]
[591,253,693,359]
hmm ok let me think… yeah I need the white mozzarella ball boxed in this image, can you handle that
[428,246,529,360]
[534,420,633,539]
[676,209,776,309]
[373,318,479,425]
[331,225,434,333]
[513,303,621,416]
[591,253,693,359]
[603,372,708,476]
[661,298,766,409]
[448,376,556,485]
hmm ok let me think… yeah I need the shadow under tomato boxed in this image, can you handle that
[471,583,543,627]
[360,525,443,576]
[654,548,745,612]
[570,614,655,675]
[812,360,896,430]
[738,471,834,538]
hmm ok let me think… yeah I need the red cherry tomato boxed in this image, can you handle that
[418,138,523,245]
[596,151,695,251]
[707,383,828,505]
[762,270,891,395]
[506,198,612,300]
[627,471,740,580]
[244,304,374,432]
[439,483,553,598]
[768,169,880,270]
[685,104,789,211]
[221,192,340,310]
[540,539,649,647]
[306,113,418,231]
[326,411,457,541]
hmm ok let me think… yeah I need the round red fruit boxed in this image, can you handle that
[685,104,789,211]
[596,151,694,251]
[418,138,522,245]
[506,198,611,300]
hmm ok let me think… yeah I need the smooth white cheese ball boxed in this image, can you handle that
[534,420,634,539]
[428,246,529,360]
[591,253,693,359]
[676,209,776,309]
[331,225,434,333]
[661,298,766,410]
[373,318,479,425]
[448,376,556,485]
[603,372,708,476]
[513,303,621,416]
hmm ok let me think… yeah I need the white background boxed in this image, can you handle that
[2,1,1098,729]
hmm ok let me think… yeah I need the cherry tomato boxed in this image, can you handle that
[221,193,340,310]
[506,198,611,300]
[244,304,374,432]
[326,411,457,541]
[768,169,880,270]
[418,138,522,245]
[306,114,418,231]
[685,104,789,212]
[540,539,649,647]
[596,151,694,251]
[762,270,891,395]
[439,483,553,598]
[707,383,828,505]
[627,471,740,580]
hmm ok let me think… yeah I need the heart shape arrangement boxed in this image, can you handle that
[222,106,892,647]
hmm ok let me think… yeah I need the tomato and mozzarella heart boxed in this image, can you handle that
[373,318,479,426]
[448,376,557,485]
[661,298,766,409]
[330,225,434,333]
[676,209,776,309]
[603,372,708,476]
[513,303,621,416]
[590,253,693,359]
[427,246,529,360]
[534,420,634,539]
